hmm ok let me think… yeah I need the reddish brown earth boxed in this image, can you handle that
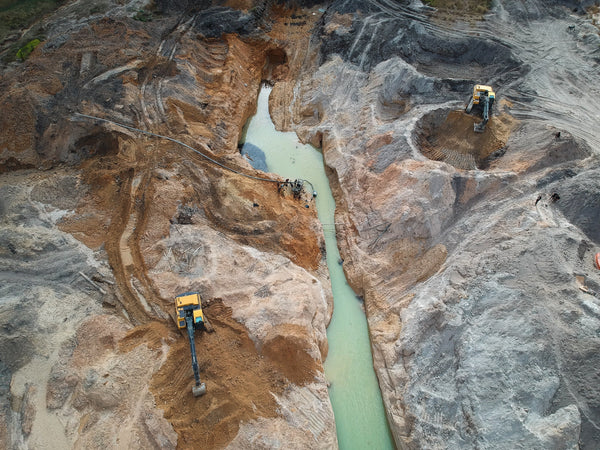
[60,13,324,448]
[0,3,333,449]
[417,109,517,169]
[120,299,319,449]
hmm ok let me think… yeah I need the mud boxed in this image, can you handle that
[55,116,327,448]
[287,0,600,448]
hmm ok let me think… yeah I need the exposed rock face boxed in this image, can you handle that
[280,0,600,448]
[0,170,106,448]
[2,0,600,448]
[0,1,336,448]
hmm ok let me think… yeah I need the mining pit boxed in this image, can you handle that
[2,0,600,448]
[416,107,516,170]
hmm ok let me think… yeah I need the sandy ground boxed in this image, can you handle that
[416,108,517,169]
[3,0,600,448]
[284,0,600,447]
[0,1,335,449]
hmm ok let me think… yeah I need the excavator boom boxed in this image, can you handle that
[474,93,490,133]
[186,314,206,397]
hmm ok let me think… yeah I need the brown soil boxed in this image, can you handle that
[135,300,310,449]
[117,300,321,449]
[57,26,322,325]
[263,4,323,131]
[0,88,38,172]
[261,324,319,385]
[57,126,324,446]
[416,109,516,170]
[3,5,326,448]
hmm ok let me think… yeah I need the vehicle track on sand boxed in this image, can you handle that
[489,1,600,151]
[139,16,231,130]
[103,165,164,325]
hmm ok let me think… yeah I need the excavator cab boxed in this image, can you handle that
[465,84,495,132]
[176,292,205,331]
[470,85,495,109]
[175,292,207,397]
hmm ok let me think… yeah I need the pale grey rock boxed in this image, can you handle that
[227,383,337,450]
[290,0,600,448]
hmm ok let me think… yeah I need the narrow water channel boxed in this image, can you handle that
[240,85,395,449]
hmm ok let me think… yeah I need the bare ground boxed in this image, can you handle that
[0,2,334,448]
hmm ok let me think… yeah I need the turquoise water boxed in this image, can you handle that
[240,85,395,450]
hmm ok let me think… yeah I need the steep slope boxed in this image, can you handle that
[2,0,600,448]
[281,0,600,447]
[0,1,337,448]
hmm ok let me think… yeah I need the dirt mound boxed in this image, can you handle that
[144,299,308,449]
[416,108,516,170]
[261,323,319,385]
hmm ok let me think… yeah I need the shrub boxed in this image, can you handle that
[133,9,153,21]
[16,38,41,61]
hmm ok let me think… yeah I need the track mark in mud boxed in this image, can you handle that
[64,155,166,325]
[101,168,157,324]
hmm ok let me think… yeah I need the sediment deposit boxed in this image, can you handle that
[1,0,600,448]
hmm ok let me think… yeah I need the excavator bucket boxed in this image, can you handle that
[192,382,207,397]
[474,122,486,133]
[465,96,474,113]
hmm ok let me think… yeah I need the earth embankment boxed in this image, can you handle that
[2,0,600,448]
[284,0,600,448]
[0,1,337,448]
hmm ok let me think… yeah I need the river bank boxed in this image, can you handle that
[1,0,600,448]
[241,85,394,449]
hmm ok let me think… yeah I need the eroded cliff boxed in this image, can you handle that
[283,0,600,448]
[1,1,337,448]
[2,0,600,449]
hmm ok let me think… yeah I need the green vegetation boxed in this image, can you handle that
[0,0,66,63]
[0,0,65,41]
[15,37,39,60]
[2,23,44,63]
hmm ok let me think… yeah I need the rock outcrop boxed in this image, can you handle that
[2,0,600,448]
[1,1,337,448]
[280,0,600,448]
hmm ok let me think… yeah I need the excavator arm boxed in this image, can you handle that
[185,312,207,397]
[175,292,207,397]
[474,92,490,133]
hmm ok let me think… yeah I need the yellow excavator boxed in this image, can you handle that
[175,292,211,397]
[465,84,495,132]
